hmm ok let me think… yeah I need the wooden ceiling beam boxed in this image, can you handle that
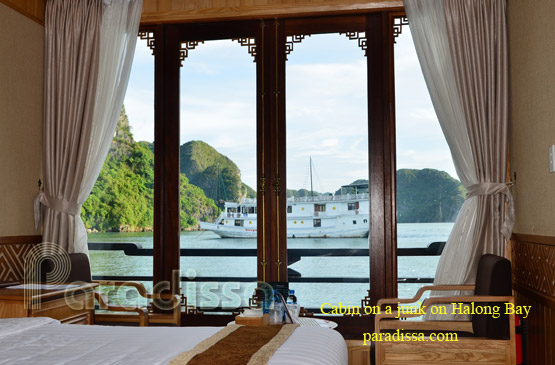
[140,0,403,25]
[0,0,45,25]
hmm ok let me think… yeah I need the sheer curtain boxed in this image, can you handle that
[404,0,512,318]
[36,0,142,254]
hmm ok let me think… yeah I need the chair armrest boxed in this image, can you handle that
[378,319,474,333]
[94,292,149,326]
[93,280,150,298]
[377,285,475,307]
[375,295,514,333]
[93,280,180,302]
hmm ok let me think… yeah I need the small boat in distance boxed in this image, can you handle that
[199,184,369,238]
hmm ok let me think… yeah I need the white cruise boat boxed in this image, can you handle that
[199,190,369,238]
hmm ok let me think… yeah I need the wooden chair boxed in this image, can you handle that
[44,253,181,326]
[374,254,516,364]
[93,279,181,327]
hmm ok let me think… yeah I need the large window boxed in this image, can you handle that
[84,12,404,336]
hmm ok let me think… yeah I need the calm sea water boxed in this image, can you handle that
[89,222,453,311]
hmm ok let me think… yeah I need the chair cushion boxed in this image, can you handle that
[472,254,512,339]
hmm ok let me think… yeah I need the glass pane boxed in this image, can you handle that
[286,33,369,313]
[86,36,155,306]
[180,39,257,311]
[394,24,463,298]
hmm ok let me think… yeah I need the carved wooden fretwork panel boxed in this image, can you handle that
[0,244,34,281]
[232,37,257,62]
[248,292,260,308]
[341,32,368,56]
[182,296,204,315]
[513,240,555,298]
[339,290,371,317]
[231,292,261,316]
[285,34,310,61]
[392,17,409,43]
[179,41,205,66]
[138,31,155,55]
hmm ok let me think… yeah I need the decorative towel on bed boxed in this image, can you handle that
[170,324,299,365]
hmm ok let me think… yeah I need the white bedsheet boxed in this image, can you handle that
[0,318,347,365]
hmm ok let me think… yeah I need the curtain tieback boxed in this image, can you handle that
[465,182,515,240]
[34,191,81,230]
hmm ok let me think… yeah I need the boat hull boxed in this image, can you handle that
[199,221,369,238]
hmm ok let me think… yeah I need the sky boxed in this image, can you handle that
[123,29,457,194]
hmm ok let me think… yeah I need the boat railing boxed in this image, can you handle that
[238,193,370,204]
[286,193,369,203]
[88,240,445,312]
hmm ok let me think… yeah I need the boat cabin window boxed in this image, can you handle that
[314,204,326,212]
[287,206,292,214]
[234,219,244,227]
[348,202,359,211]
[313,219,321,227]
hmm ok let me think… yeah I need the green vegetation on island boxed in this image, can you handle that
[180,140,255,203]
[396,169,465,223]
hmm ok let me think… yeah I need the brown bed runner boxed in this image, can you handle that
[171,324,299,365]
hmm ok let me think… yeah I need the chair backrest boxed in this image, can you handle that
[66,253,92,283]
[472,254,512,339]
[41,253,92,283]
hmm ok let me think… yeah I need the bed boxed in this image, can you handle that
[0,317,348,364]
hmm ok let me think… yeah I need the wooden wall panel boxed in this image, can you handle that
[141,0,403,24]
[513,234,555,299]
[512,234,555,365]
[0,236,42,282]
[0,0,45,24]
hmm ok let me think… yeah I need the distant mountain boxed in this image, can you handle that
[286,188,326,198]
[334,179,369,195]
[82,108,218,232]
[336,169,464,223]
[180,141,255,203]
[396,169,465,223]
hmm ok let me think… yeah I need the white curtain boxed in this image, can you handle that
[76,0,143,253]
[404,0,512,319]
[36,0,142,254]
